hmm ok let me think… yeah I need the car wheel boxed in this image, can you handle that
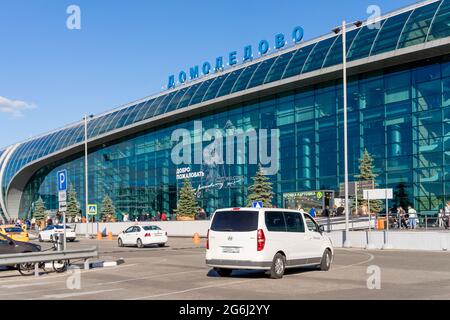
[50,235,54,243]
[158,243,165,247]
[38,235,43,242]
[320,249,332,271]
[118,238,123,247]
[270,253,286,279]
[136,238,144,248]
[215,268,233,277]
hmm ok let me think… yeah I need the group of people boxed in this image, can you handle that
[391,206,418,229]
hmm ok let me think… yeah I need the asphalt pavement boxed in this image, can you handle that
[0,237,449,300]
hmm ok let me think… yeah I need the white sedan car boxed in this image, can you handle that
[38,225,77,242]
[118,225,168,248]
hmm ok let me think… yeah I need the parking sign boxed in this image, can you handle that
[57,170,67,192]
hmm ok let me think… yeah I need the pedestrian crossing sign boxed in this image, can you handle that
[88,204,97,216]
[252,201,263,209]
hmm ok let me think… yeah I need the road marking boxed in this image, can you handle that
[1,268,208,299]
[0,263,136,286]
[1,282,56,289]
[129,279,259,300]
[332,249,375,270]
[37,288,121,299]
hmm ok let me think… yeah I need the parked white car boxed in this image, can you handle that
[118,225,168,248]
[206,208,334,279]
[38,225,77,242]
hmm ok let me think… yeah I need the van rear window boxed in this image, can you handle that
[211,211,258,232]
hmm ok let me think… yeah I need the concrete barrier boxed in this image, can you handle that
[327,230,450,251]
[74,221,211,237]
[73,221,450,252]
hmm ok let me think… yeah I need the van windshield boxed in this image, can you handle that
[211,211,258,232]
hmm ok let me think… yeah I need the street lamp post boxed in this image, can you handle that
[84,114,93,238]
[333,20,362,248]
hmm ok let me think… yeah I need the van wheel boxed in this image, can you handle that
[270,253,286,279]
[215,268,232,277]
[320,249,332,271]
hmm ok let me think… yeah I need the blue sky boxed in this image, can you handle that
[0,0,415,149]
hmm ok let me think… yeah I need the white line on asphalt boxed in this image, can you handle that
[2,268,208,299]
[1,282,57,289]
[332,249,375,270]
[35,288,122,299]
[128,279,259,300]
[0,263,137,286]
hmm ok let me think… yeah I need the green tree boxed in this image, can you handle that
[176,179,199,218]
[66,183,79,220]
[33,197,46,221]
[100,195,115,222]
[246,165,274,208]
[356,149,382,213]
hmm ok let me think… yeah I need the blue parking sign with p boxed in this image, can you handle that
[57,170,67,192]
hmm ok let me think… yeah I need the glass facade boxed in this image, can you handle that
[2,0,450,193]
[15,55,450,219]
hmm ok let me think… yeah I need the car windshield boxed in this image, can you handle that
[142,226,161,231]
[211,211,259,232]
[4,227,23,233]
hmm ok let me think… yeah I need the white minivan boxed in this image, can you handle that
[206,208,334,279]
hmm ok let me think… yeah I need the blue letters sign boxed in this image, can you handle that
[167,26,304,89]
[57,170,67,192]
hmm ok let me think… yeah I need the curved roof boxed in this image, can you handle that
[2,0,450,191]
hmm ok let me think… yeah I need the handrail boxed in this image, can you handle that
[0,246,98,266]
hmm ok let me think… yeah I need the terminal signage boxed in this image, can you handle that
[167,26,304,89]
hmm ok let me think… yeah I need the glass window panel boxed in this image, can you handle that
[282,45,314,79]
[216,68,244,98]
[360,78,384,108]
[264,50,296,83]
[142,95,165,120]
[176,84,200,110]
[113,104,140,130]
[413,64,441,83]
[427,0,450,41]
[131,98,156,123]
[231,63,259,94]
[347,25,380,61]
[322,29,359,68]
[397,1,441,48]
[189,79,214,106]
[202,74,228,102]
[302,37,336,73]
[122,102,146,127]
[371,12,411,56]
[106,108,130,132]
[246,57,277,89]
[153,92,175,117]
[163,89,187,114]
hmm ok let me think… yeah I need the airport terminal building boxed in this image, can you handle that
[1,0,450,220]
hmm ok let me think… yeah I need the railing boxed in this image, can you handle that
[0,246,98,267]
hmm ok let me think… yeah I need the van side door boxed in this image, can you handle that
[283,211,309,266]
[304,214,325,263]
